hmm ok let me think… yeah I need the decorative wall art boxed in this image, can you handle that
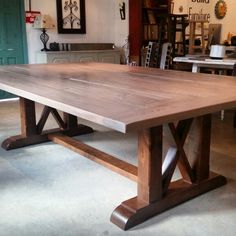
[56,0,86,34]
[215,0,227,19]
[119,2,126,20]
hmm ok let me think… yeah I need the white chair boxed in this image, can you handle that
[145,42,172,69]
[160,43,172,69]
[145,42,160,68]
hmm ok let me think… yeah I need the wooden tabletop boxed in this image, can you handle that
[0,63,236,133]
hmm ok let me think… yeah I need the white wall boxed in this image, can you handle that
[24,0,129,63]
[173,0,211,16]
[114,0,129,47]
[209,0,236,41]
[173,0,189,14]
[25,0,235,63]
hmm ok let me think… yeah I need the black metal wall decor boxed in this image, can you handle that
[119,2,126,20]
[56,0,86,34]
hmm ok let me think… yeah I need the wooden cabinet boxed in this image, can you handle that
[129,0,171,64]
[36,50,121,64]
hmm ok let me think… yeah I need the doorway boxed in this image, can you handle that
[0,0,28,99]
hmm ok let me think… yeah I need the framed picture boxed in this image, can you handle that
[56,0,86,34]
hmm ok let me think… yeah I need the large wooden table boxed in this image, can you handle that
[0,63,236,230]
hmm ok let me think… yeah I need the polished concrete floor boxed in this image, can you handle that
[0,100,235,236]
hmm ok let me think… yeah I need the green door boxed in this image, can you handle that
[0,0,28,99]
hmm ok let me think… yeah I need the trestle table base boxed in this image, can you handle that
[2,97,227,230]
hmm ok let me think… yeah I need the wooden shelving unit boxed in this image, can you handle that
[129,0,171,64]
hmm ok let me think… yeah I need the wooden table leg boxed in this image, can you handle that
[233,111,236,128]
[2,97,93,150]
[111,115,226,230]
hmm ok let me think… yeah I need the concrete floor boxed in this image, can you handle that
[0,99,235,236]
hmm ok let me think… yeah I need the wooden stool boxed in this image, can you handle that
[188,19,208,55]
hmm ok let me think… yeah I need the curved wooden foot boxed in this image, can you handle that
[2,134,49,150]
[111,173,227,230]
[2,125,94,150]
[111,197,149,230]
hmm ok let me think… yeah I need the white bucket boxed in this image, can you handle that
[210,45,226,59]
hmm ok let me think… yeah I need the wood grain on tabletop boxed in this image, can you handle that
[0,62,236,132]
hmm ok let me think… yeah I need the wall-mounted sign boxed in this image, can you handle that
[191,0,209,3]
[215,0,227,19]
[188,8,210,22]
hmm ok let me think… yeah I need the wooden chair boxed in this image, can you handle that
[232,63,236,127]
[168,14,188,57]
